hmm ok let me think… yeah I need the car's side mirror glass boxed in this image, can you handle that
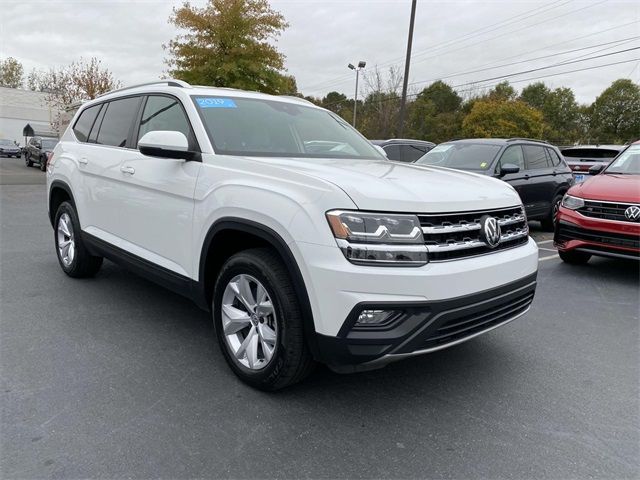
[589,163,604,175]
[498,163,520,177]
[138,130,197,161]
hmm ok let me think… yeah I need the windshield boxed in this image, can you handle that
[41,139,58,150]
[415,143,501,170]
[192,96,383,159]
[605,144,640,175]
[0,139,15,146]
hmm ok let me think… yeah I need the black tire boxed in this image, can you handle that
[559,250,591,265]
[54,201,103,278]
[25,154,33,168]
[39,156,47,171]
[541,194,563,231]
[213,247,315,390]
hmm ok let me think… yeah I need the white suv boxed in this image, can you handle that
[47,80,538,390]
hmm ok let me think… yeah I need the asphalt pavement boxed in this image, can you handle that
[1,156,638,479]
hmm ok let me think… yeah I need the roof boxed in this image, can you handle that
[371,138,436,146]
[444,138,550,146]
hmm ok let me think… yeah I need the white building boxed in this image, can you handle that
[0,86,61,146]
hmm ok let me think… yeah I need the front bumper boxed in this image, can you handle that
[554,207,640,260]
[315,272,537,371]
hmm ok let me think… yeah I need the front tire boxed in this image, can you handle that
[541,194,563,231]
[213,248,315,390]
[54,201,103,277]
[559,249,591,265]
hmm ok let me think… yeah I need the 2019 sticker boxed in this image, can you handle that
[196,98,237,108]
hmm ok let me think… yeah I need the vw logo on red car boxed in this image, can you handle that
[624,205,640,222]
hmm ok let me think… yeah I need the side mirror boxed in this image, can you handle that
[373,145,388,157]
[138,131,197,161]
[497,163,520,177]
[589,163,604,175]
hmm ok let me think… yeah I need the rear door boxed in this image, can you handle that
[111,94,201,278]
[522,144,555,218]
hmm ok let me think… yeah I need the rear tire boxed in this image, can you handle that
[559,250,591,265]
[213,248,315,390]
[54,201,103,278]
[39,157,47,171]
[541,194,563,231]
[25,154,33,168]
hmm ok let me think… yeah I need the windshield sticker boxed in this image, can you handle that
[480,162,488,168]
[196,98,237,109]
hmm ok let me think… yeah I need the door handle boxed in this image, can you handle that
[524,174,530,180]
[78,157,88,165]
[120,166,135,175]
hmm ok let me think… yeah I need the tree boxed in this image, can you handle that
[0,57,24,88]
[164,0,294,94]
[462,99,544,138]
[407,81,463,143]
[542,87,580,142]
[488,81,517,101]
[357,65,403,138]
[590,79,640,143]
[320,91,353,123]
[519,82,551,111]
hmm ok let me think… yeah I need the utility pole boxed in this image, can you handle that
[348,61,366,128]
[397,0,417,137]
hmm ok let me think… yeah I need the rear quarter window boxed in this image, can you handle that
[72,105,101,142]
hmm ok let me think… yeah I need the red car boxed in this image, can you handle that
[555,141,640,264]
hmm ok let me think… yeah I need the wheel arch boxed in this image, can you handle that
[48,180,75,227]
[196,217,319,358]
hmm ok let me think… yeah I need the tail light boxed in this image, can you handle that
[46,151,54,169]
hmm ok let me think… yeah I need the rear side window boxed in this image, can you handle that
[73,105,101,142]
[546,148,563,167]
[96,97,142,148]
[402,144,428,162]
[137,96,195,148]
[523,145,550,170]
[383,144,401,161]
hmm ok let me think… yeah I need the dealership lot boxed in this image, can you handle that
[1,157,638,479]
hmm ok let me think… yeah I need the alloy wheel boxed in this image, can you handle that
[57,213,75,267]
[221,274,278,370]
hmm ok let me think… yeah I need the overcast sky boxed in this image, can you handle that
[2,0,639,104]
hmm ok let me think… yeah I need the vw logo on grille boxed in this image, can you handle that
[480,215,501,248]
[625,205,640,222]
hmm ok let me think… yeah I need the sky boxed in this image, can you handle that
[1,0,639,104]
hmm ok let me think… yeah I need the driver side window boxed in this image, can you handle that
[498,145,525,172]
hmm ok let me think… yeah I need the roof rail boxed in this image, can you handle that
[506,137,549,144]
[96,79,191,98]
[279,95,317,106]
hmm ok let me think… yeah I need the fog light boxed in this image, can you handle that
[356,309,399,326]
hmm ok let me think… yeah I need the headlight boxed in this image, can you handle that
[561,194,584,210]
[326,210,428,266]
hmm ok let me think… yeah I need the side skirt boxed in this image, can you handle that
[82,232,198,304]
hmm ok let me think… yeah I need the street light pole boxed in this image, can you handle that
[348,61,366,128]
[398,0,417,137]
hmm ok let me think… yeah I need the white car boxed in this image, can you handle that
[46,80,538,390]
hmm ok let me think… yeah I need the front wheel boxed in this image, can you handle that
[541,194,563,231]
[559,250,591,265]
[54,201,103,277]
[212,248,315,390]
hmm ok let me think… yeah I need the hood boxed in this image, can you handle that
[245,157,521,212]
[570,173,640,203]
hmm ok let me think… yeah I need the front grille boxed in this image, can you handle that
[557,223,640,250]
[418,206,528,261]
[423,289,534,349]
[577,200,640,222]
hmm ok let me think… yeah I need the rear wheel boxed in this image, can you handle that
[54,201,103,277]
[213,248,315,390]
[25,154,33,167]
[39,157,47,171]
[541,194,563,231]
[559,250,591,265]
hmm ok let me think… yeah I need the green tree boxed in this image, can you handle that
[321,91,353,123]
[0,57,24,88]
[407,81,463,143]
[165,0,295,94]
[542,87,580,142]
[590,79,640,143]
[462,99,544,138]
[519,82,551,111]
[488,81,517,101]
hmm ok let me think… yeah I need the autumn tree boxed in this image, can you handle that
[357,66,403,138]
[462,99,544,138]
[165,0,295,94]
[0,57,24,88]
[590,79,640,143]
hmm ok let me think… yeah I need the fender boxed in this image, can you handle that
[195,217,320,358]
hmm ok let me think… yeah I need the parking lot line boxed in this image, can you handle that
[536,239,554,245]
[539,254,560,262]
[538,247,557,252]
